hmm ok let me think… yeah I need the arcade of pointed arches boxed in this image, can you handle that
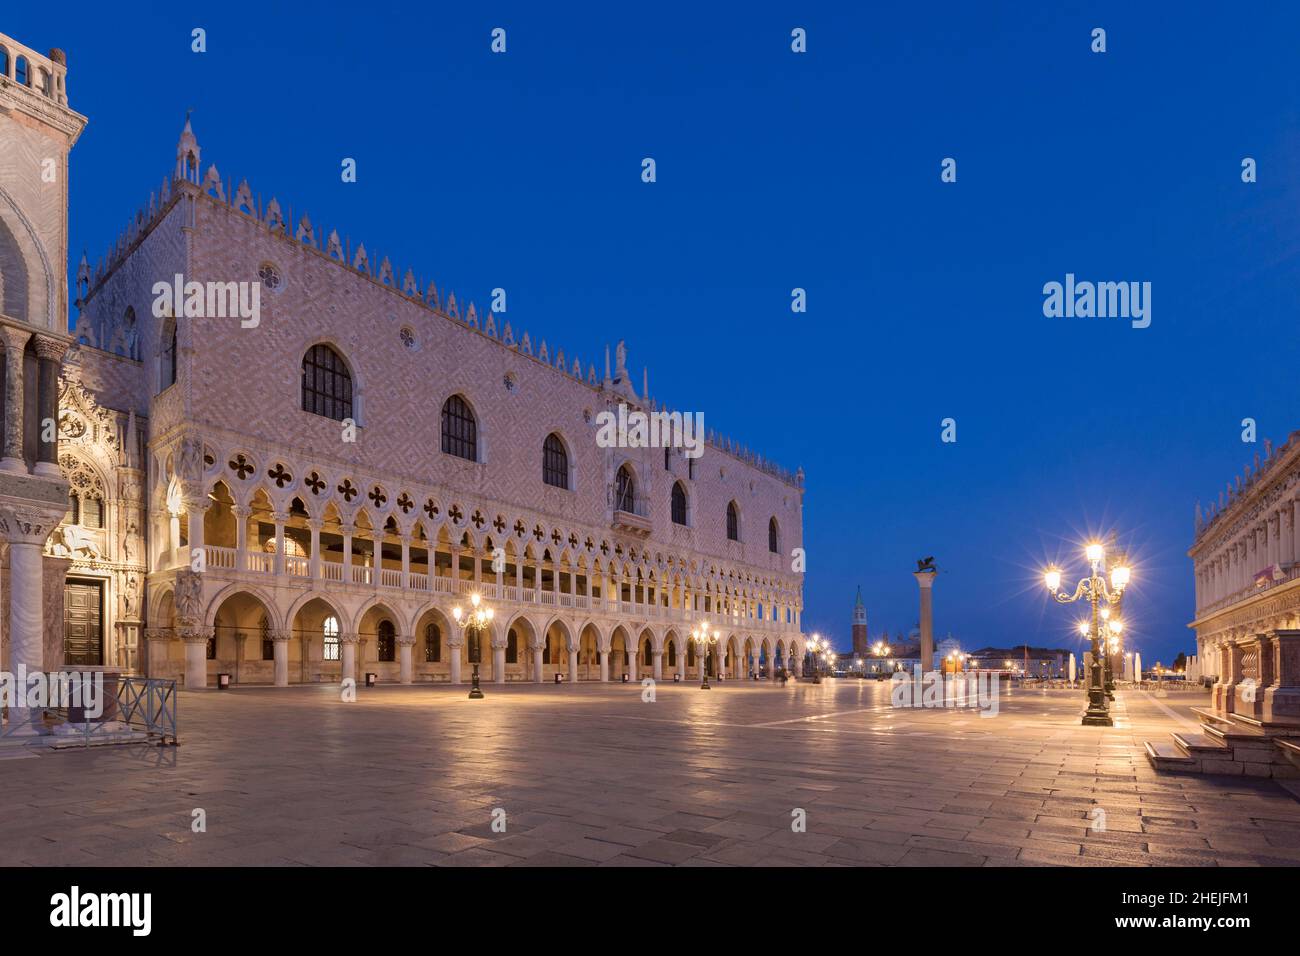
[148,578,804,686]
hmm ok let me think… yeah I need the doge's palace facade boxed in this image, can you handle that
[69,118,807,691]
[0,31,89,733]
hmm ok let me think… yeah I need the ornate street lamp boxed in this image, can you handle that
[1103,553,1129,696]
[1106,618,1123,698]
[452,592,494,700]
[1043,542,1131,726]
[806,634,825,683]
[872,640,890,676]
[691,624,718,689]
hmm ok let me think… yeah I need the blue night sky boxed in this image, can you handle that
[11,1,1300,665]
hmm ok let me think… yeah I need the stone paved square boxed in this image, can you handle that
[3,680,1299,867]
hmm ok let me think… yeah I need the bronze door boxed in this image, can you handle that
[64,579,104,666]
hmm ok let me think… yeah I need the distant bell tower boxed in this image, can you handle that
[851,586,868,658]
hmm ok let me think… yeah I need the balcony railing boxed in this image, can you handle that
[245,552,273,574]
[205,545,238,570]
[612,493,653,536]
[190,546,798,632]
[1197,562,1300,618]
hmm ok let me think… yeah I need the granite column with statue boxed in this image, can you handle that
[913,564,936,672]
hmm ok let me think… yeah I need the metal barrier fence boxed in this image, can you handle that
[2,675,178,747]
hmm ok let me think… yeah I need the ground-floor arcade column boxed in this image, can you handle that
[0,503,63,732]
[492,630,506,684]
[598,637,610,682]
[340,632,359,686]
[448,634,464,684]
[568,645,578,683]
[1212,637,1238,713]
[398,635,414,684]
[1263,629,1300,725]
[181,626,211,689]
[652,647,663,680]
[144,627,171,678]
[627,645,638,681]
[273,631,291,687]
[677,648,686,681]
[532,638,545,683]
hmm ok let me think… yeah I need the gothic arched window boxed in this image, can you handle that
[506,629,519,664]
[377,620,396,662]
[160,319,177,390]
[81,495,103,529]
[615,465,635,513]
[726,501,740,542]
[323,616,340,661]
[543,433,568,489]
[123,307,138,360]
[14,56,28,87]
[768,516,779,554]
[261,617,274,661]
[441,395,477,462]
[301,344,353,421]
[425,622,441,663]
[671,482,688,526]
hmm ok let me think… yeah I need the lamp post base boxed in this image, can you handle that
[700,678,710,690]
[469,663,484,700]
[1083,689,1112,726]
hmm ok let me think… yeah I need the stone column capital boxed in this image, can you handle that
[0,325,33,351]
[144,628,172,643]
[0,503,66,545]
[32,335,69,363]
[397,634,416,646]
[180,626,213,644]
[306,517,324,531]
[272,631,292,643]
[339,632,360,645]
[232,505,251,518]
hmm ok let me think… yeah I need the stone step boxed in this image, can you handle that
[1144,740,1199,773]
[1201,719,1268,745]
[1278,738,1300,773]
[1192,705,1264,735]
[1172,731,1227,756]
